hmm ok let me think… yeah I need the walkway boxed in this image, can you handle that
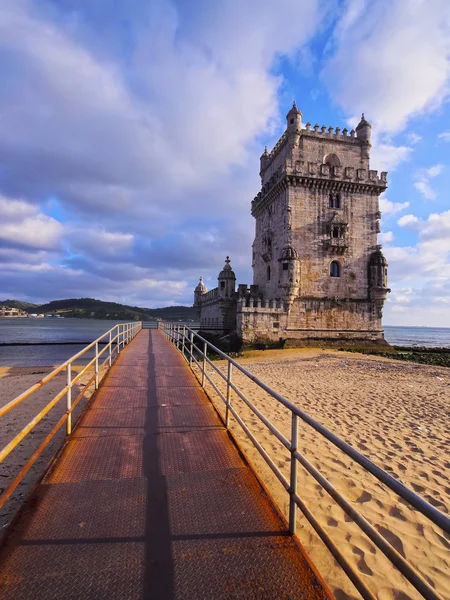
[0,330,330,599]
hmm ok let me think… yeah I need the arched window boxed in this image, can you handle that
[324,153,341,168]
[330,261,340,278]
[267,265,271,281]
[335,194,341,209]
[329,193,334,208]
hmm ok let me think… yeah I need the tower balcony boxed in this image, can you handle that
[325,238,348,254]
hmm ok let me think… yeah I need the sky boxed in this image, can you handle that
[0,0,449,326]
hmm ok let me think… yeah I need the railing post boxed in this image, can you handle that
[289,413,298,535]
[117,325,121,355]
[202,342,207,388]
[189,331,194,367]
[182,326,186,358]
[226,361,232,429]
[66,363,72,435]
[95,341,99,389]
[109,330,112,367]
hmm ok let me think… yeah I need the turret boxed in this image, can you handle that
[369,248,390,314]
[356,113,372,161]
[218,257,236,299]
[260,146,269,176]
[278,246,299,307]
[194,276,207,308]
[356,113,371,142]
[286,101,302,133]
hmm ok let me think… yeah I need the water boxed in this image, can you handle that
[0,318,131,366]
[383,326,450,348]
[1,320,449,366]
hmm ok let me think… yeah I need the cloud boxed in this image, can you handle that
[406,132,422,145]
[379,196,410,216]
[369,141,412,173]
[0,195,63,250]
[379,231,394,243]
[0,0,330,305]
[322,0,450,134]
[397,214,420,229]
[414,164,444,199]
[438,130,450,142]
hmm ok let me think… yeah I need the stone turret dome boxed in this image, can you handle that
[369,248,388,267]
[195,276,207,293]
[279,245,298,260]
[286,101,302,119]
[356,113,371,131]
[218,256,236,280]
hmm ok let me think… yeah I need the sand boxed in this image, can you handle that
[0,363,106,533]
[196,348,450,600]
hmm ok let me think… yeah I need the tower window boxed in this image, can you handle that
[267,238,272,249]
[290,118,294,124]
[220,281,225,289]
[282,262,289,271]
[330,261,340,278]
[329,194,342,209]
[267,266,271,281]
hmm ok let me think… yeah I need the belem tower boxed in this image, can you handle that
[194,103,390,345]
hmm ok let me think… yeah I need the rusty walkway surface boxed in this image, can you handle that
[0,330,330,599]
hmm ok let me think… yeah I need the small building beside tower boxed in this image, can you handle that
[194,104,390,346]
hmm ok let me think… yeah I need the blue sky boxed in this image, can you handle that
[0,0,449,326]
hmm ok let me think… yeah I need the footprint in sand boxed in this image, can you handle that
[356,491,372,504]
[411,482,425,494]
[352,547,373,576]
[388,506,406,521]
[375,525,406,558]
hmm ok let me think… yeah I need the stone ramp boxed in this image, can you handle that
[0,329,330,599]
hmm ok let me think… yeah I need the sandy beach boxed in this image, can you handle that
[197,348,450,600]
[0,363,106,532]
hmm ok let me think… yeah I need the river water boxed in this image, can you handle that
[0,319,449,366]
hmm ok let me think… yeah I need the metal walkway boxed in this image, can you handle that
[0,330,330,599]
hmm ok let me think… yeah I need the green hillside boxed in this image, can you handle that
[13,297,198,321]
[0,299,38,310]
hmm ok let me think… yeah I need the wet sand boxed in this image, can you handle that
[197,349,450,600]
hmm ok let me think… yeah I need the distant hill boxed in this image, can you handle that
[0,299,38,310]
[1,297,197,321]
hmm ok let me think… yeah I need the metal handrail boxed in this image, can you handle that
[162,322,449,600]
[0,321,142,511]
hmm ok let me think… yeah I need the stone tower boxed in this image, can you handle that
[246,105,390,343]
[195,104,390,346]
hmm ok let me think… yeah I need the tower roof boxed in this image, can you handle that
[218,256,236,280]
[356,113,371,131]
[195,276,207,293]
[286,101,302,119]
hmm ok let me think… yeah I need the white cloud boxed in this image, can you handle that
[407,132,422,145]
[369,140,412,173]
[438,130,450,142]
[397,214,420,228]
[414,180,437,200]
[379,231,394,243]
[379,196,410,216]
[322,0,450,134]
[414,163,444,199]
[0,0,329,305]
